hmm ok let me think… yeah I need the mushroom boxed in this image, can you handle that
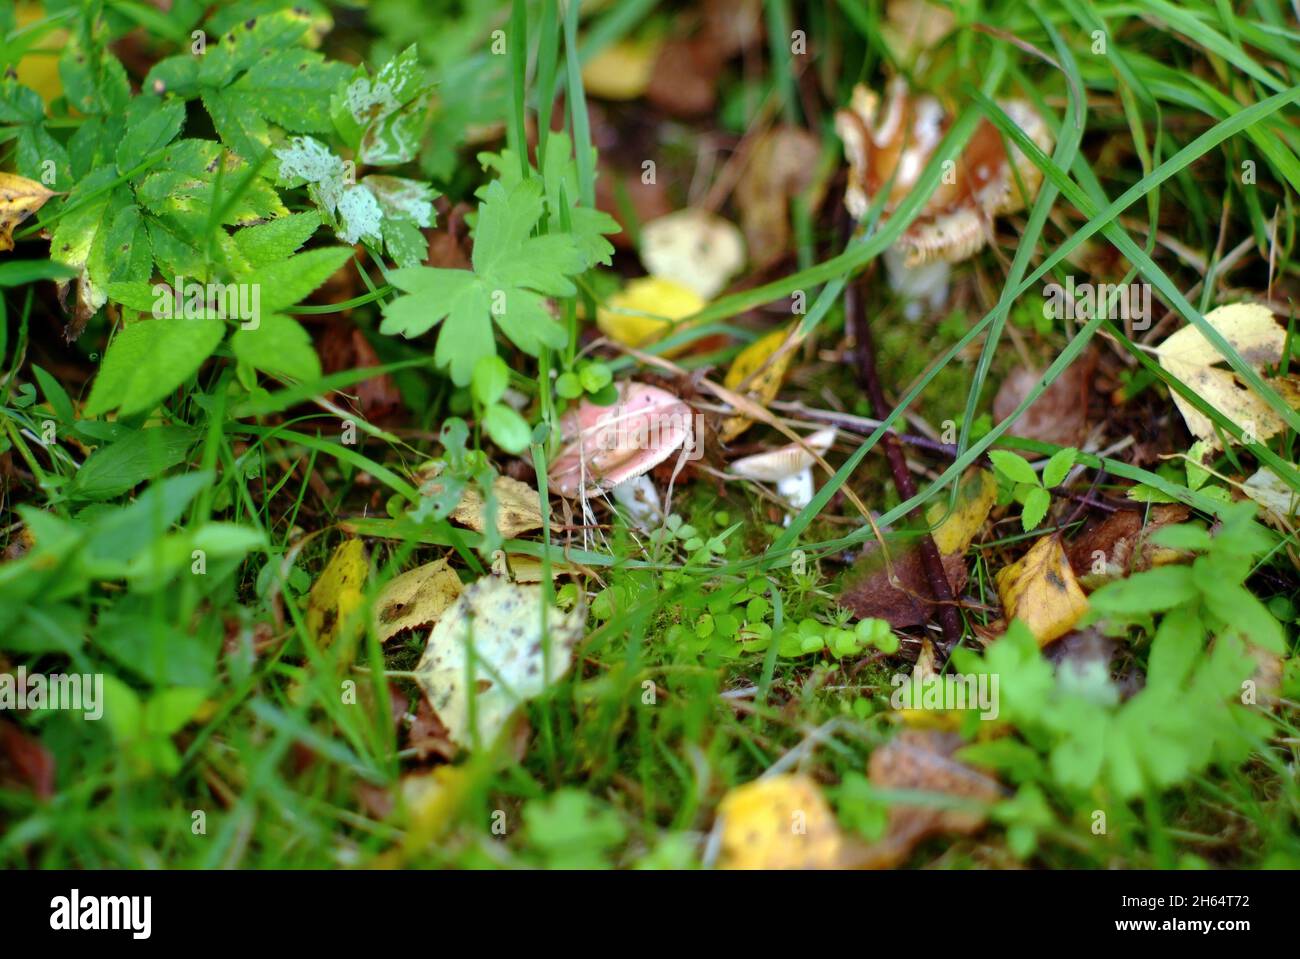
[549,381,696,530]
[729,428,836,522]
[640,208,746,300]
[835,79,1052,317]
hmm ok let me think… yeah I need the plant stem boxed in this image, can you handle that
[844,273,963,651]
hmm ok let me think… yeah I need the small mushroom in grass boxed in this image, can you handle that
[549,382,697,530]
[729,428,836,521]
[835,79,1053,316]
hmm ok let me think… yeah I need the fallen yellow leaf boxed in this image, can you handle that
[595,276,705,350]
[16,3,67,104]
[451,474,550,540]
[414,576,584,750]
[925,467,997,555]
[1156,303,1298,449]
[719,325,799,443]
[717,774,845,869]
[306,539,368,648]
[0,172,56,253]
[372,558,463,643]
[581,38,662,100]
[995,534,1088,645]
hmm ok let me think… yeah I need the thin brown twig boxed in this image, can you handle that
[843,272,964,651]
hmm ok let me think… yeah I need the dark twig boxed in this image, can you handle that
[843,273,964,651]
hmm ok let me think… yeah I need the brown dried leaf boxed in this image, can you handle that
[847,729,1001,869]
[646,37,723,118]
[840,540,968,629]
[734,126,821,267]
[319,326,405,424]
[0,719,55,800]
[993,359,1091,447]
[1066,504,1190,589]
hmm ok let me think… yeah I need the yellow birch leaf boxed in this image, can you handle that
[0,172,57,253]
[994,534,1088,646]
[925,467,997,555]
[719,325,799,443]
[595,276,705,350]
[717,774,845,869]
[373,558,464,643]
[1155,303,1297,448]
[451,475,550,539]
[306,539,368,647]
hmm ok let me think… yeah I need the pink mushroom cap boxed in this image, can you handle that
[548,382,695,498]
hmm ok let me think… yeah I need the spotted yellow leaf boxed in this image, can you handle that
[306,539,368,647]
[717,774,845,870]
[994,534,1088,646]
[719,325,799,443]
[452,474,550,540]
[373,558,463,643]
[1156,303,1299,449]
[0,172,56,253]
[414,576,584,750]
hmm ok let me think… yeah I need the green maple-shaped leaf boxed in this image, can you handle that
[380,178,584,385]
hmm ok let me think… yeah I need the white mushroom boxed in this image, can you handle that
[729,428,836,523]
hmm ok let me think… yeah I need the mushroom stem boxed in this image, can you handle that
[611,474,662,530]
[774,468,815,525]
[884,246,950,319]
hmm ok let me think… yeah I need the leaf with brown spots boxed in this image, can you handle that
[995,534,1088,646]
[373,558,463,643]
[414,576,584,750]
[306,539,368,649]
[451,474,551,540]
[0,172,56,253]
[1156,303,1299,449]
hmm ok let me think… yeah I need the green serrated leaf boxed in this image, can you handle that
[84,319,225,418]
[230,312,321,381]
